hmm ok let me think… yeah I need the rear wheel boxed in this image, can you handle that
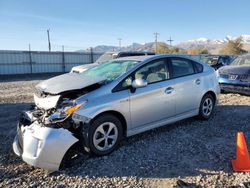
[88,114,123,156]
[198,93,215,120]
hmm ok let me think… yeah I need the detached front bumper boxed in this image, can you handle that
[220,83,250,95]
[218,77,250,95]
[13,122,78,171]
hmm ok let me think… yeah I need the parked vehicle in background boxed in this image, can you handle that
[113,51,155,58]
[70,51,155,73]
[217,54,250,95]
[202,55,235,70]
[13,55,219,171]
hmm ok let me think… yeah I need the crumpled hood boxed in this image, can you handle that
[218,65,250,75]
[36,73,106,94]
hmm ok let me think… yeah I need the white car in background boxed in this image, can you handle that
[70,51,155,73]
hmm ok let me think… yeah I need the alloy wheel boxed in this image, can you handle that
[93,122,118,151]
[202,98,213,116]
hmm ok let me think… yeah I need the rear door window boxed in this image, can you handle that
[170,58,195,78]
[193,62,203,73]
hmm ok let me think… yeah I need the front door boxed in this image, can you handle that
[129,58,176,129]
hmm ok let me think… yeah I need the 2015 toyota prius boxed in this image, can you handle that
[13,55,220,171]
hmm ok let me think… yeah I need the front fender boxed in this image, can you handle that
[75,101,130,127]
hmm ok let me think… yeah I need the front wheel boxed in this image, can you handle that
[198,93,215,120]
[88,114,123,156]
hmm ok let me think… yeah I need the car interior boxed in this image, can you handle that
[171,60,194,78]
[135,61,169,83]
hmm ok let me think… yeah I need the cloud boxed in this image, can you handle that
[1,10,87,25]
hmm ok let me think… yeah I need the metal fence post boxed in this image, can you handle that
[28,50,33,74]
[62,48,66,72]
[90,47,94,64]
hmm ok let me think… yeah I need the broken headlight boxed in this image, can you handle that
[45,100,87,127]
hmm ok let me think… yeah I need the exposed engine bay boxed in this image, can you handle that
[20,83,102,131]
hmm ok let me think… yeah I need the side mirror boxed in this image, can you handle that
[132,79,148,89]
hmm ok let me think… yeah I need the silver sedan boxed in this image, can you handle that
[13,55,220,171]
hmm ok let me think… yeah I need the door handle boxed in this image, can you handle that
[195,79,201,85]
[165,87,174,94]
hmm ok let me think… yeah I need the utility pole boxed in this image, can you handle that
[28,43,31,51]
[167,36,174,46]
[47,29,51,52]
[118,38,122,49]
[153,32,159,53]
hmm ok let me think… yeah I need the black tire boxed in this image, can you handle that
[198,93,215,120]
[59,143,81,170]
[88,114,123,156]
[220,89,225,94]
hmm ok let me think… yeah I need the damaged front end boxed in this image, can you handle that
[13,75,104,171]
[32,92,87,130]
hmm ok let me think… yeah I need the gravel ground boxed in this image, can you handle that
[0,75,250,188]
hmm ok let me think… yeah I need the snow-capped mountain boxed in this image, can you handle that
[91,42,169,52]
[228,35,250,43]
[177,34,250,51]
[77,34,250,53]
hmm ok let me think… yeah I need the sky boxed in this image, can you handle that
[0,0,250,51]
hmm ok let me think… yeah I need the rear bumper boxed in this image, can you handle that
[13,122,78,171]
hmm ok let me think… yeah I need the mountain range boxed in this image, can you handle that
[176,34,250,53]
[86,34,250,53]
[91,42,159,53]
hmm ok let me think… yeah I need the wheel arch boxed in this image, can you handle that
[91,110,128,137]
[203,90,217,104]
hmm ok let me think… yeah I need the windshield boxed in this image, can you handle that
[231,56,250,66]
[95,52,116,64]
[201,56,219,65]
[81,60,140,82]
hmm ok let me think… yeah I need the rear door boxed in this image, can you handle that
[168,57,203,115]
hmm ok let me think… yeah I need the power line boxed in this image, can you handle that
[153,32,159,53]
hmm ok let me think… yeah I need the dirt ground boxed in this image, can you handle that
[0,75,250,188]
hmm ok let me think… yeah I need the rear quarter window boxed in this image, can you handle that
[193,62,203,73]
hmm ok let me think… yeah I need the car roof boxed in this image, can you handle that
[115,54,204,63]
[115,55,155,61]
